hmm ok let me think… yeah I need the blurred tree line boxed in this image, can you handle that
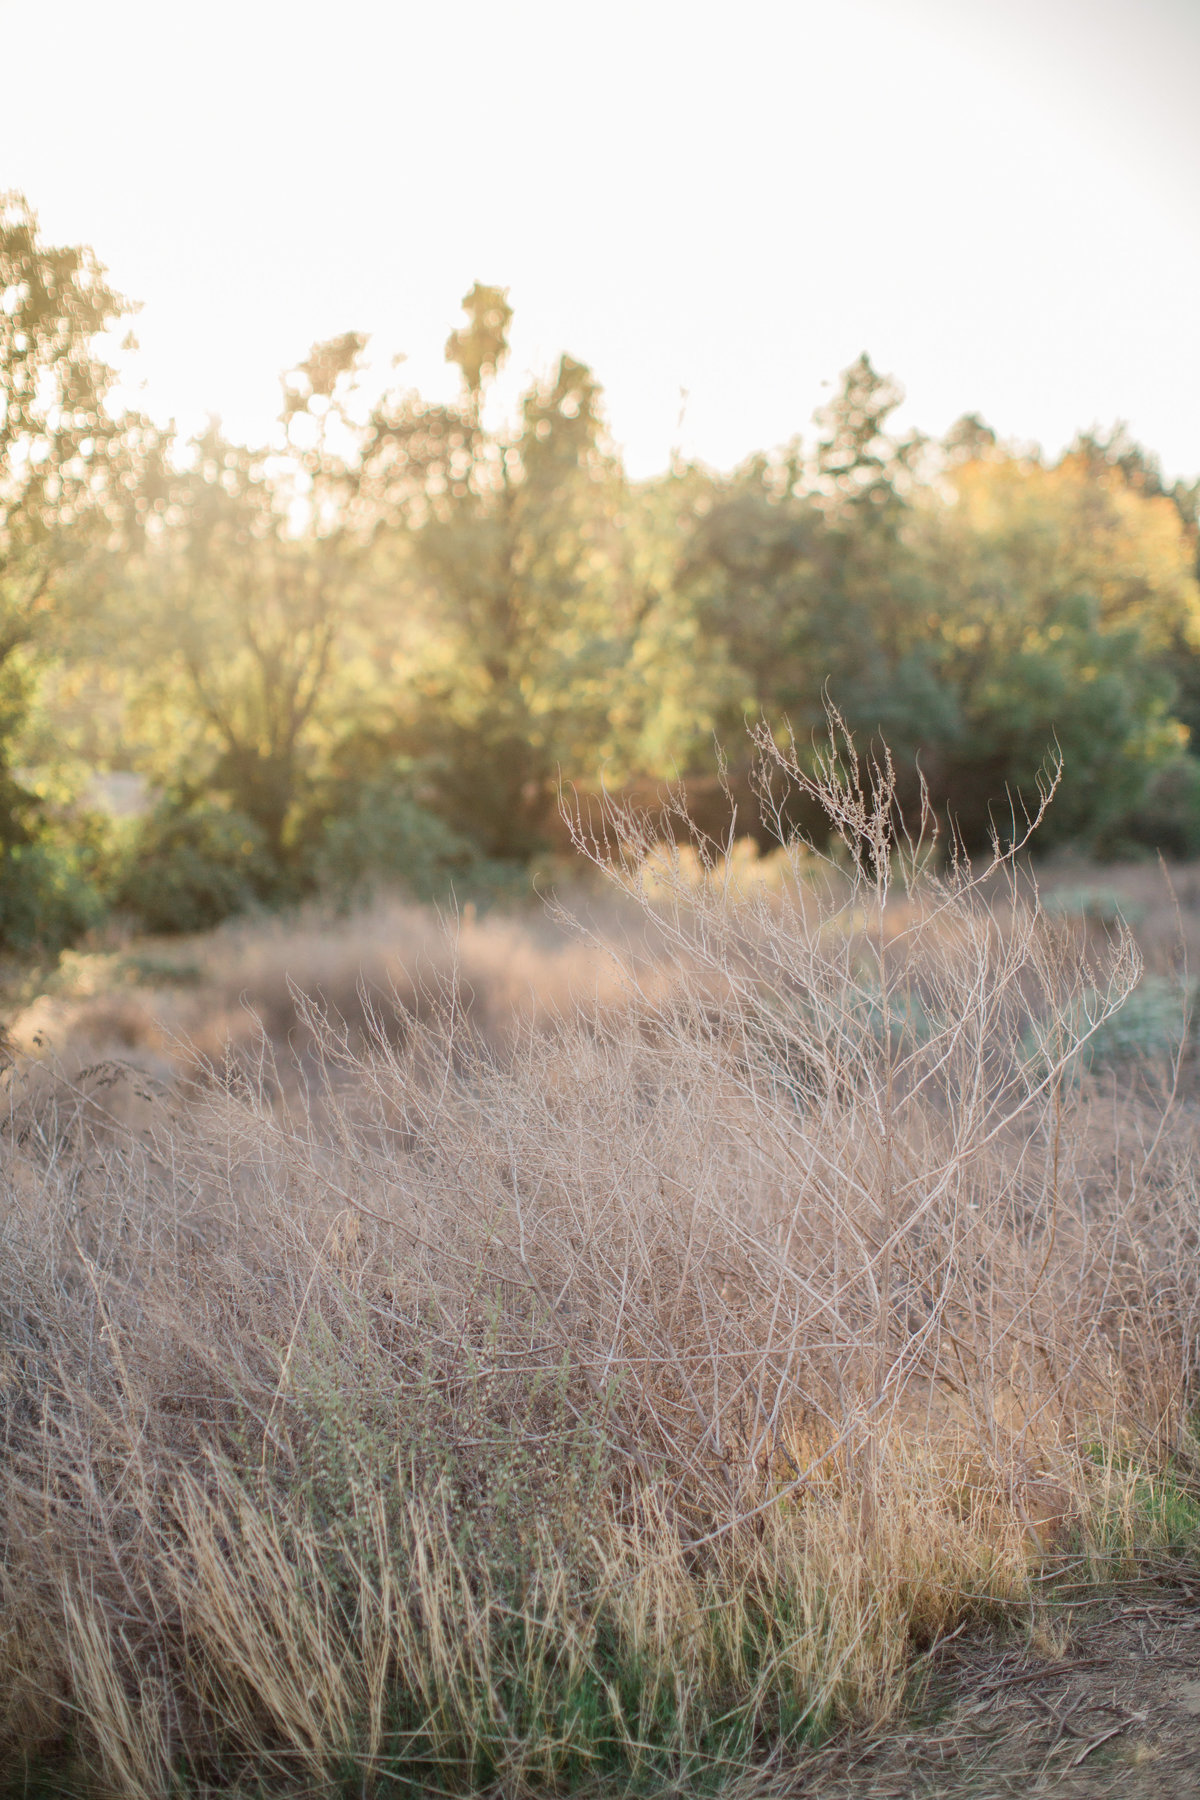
[3,193,1200,956]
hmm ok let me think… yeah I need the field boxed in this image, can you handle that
[4,742,1200,1798]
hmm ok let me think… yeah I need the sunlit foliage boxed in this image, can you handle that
[3,195,1200,953]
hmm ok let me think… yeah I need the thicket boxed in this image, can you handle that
[3,191,1200,961]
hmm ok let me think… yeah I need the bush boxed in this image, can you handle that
[306,773,507,907]
[114,799,278,934]
[1024,973,1191,1078]
[0,837,106,960]
[0,763,110,961]
[1096,756,1200,860]
[1042,884,1146,927]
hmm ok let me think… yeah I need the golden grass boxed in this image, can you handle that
[3,724,1200,1796]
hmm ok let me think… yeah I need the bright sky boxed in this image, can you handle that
[2,0,1198,480]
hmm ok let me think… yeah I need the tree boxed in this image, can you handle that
[126,334,379,866]
[677,358,1200,852]
[1067,424,1200,748]
[909,441,1200,846]
[677,356,952,835]
[0,193,131,952]
[815,352,924,508]
[1,192,129,614]
[359,286,647,859]
[443,282,513,419]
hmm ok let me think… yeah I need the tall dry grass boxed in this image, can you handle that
[6,892,635,1077]
[3,721,1200,1797]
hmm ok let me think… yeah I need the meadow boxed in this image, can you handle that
[4,731,1200,1798]
[4,57,1200,1799]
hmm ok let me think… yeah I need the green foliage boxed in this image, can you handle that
[113,799,279,934]
[7,204,1200,947]
[200,1316,843,1799]
[1132,1466,1200,1558]
[305,769,486,905]
[0,837,105,960]
[679,359,948,793]
[1024,974,1191,1078]
[0,194,138,965]
[944,617,1177,852]
[1080,1438,1200,1572]
[0,189,130,609]
[679,377,1200,855]
[371,294,652,858]
[1083,975,1191,1070]
[118,417,368,861]
[0,745,112,962]
[1097,756,1200,860]
[913,447,1197,850]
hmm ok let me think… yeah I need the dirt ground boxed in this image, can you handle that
[799,1574,1200,1798]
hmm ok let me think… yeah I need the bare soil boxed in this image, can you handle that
[802,1575,1200,1798]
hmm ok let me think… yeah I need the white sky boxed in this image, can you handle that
[2,0,1198,480]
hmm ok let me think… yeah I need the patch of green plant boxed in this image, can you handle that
[848,976,939,1050]
[282,1305,619,1586]
[1041,884,1146,927]
[1022,973,1191,1077]
[747,975,941,1112]
[1096,757,1200,861]
[307,1574,837,1800]
[0,839,107,961]
[190,1312,850,1798]
[115,950,206,986]
[1138,1470,1200,1557]
[112,798,281,933]
[1075,1440,1200,1571]
[302,767,525,911]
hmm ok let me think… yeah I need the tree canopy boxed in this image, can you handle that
[4,210,1200,956]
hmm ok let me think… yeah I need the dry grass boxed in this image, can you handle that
[3,894,649,1109]
[3,722,1200,1797]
